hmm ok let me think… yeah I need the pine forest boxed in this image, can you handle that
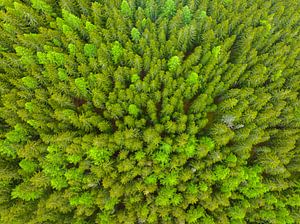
[0,0,299,223]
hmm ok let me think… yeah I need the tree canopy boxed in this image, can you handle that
[0,0,299,223]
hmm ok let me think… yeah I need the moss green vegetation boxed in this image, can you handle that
[0,0,300,223]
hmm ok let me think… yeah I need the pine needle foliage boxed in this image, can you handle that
[0,0,299,223]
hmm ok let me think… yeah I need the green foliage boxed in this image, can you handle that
[30,0,52,14]
[46,51,65,66]
[88,147,111,165]
[57,68,68,81]
[22,76,38,89]
[213,165,230,181]
[145,174,157,185]
[168,56,181,72]
[228,206,246,220]
[199,182,208,192]
[120,0,132,17]
[134,151,145,161]
[153,150,170,166]
[14,46,35,65]
[75,77,88,96]
[62,9,82,30]
[186,206,204,223]
[69,192,94,207]
[226,153,237,164]
[199,137,215,151]
[84,43,97,57]
[11,182,43,201]
[19,159,37,173]
[0,140,16,158]
[0,0,299,223]
[128,104,139,117]
[131,74,140,83]
[68,43,76,55]
[271,70,282,81]
[161,171,179,186]
[111,41,123,64]
[186,72,199,85]
[163,0,176,18]
[182,138,197,157]
[155,187,177,206]
[131,27,141,42]
[50,176,68,190]
[239,166,269,198]
[5,124,28,143]
[212,45,221,58]
[182,6,192,24]
[210,124,235,146]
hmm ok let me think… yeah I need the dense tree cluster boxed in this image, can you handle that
[0,0,299,223]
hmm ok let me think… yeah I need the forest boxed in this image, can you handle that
[0,0,299,223]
